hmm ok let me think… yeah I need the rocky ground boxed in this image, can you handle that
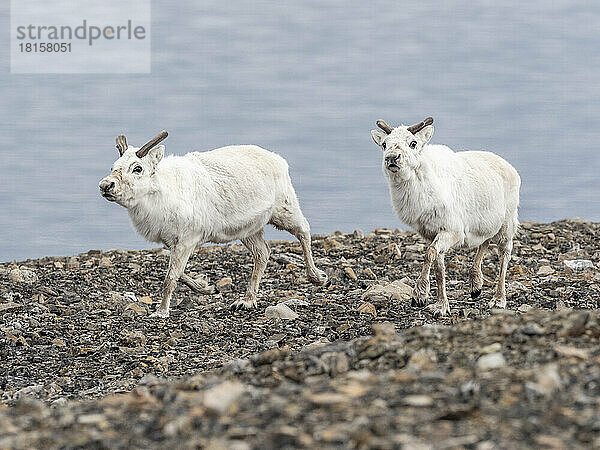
[1,219,599,449]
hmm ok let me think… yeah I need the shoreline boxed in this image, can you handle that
[1,219,599,448]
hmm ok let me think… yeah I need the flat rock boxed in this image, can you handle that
[264,303,298,320]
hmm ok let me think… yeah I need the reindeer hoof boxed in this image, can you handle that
[411,298,422,307]
[413,279,430,306]
[427,302,450,318]
[150,308,169,318]
[229,296,257,310]
[488,296,507,309]
[309,269,328,286]
[470,289,482,299]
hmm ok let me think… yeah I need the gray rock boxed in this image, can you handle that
[563,259,595,273]
[13,384,44,400]
[265,303,299,320]
[203,381,245,415]
[362,280,414,302]
[476,352,506,371]
[8,268,38,284]
[562,311,589,337]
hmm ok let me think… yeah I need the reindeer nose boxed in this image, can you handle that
[385,155,398,164]
[99,180,115,193]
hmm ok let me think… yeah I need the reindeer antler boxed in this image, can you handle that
[136,131,169,158]
[376,119,394,134]
[407,117,434,135]
[116,135,128,156]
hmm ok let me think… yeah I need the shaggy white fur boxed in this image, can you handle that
[371,118,520,316]
[99,138,327,318]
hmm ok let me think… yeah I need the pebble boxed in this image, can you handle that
[203,381,246,415]
[99,257,113,268]
[537,265,554,276]
[563,259,594,273]
[362,268,377,279]
[216,277,233,292]
[356,301,377,317]
[362,280,413,303]
[323,238,344,252]
[403,395,434,407]
[124,302,147,315]
[344,267,358,281]
[480,343,502,354]
[521,322,545,336]
[529,363,562,396]
[518,304,533,313]
[52,338,66,347]
[561,311,589,337]
[476,352,506,371]
[352,229,365,239]
[8,268,38,284]
[265,303,299,320]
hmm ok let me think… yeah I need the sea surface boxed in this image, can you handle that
[1,0,599,261]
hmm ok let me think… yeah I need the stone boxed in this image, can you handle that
[51,397,67,408]
[138,296,153,305]
[216,277,233,292]
[356,301,377,317]
[362,280,413,303]
[407,349,437,372]
[265,303,299,320]
[518,304,533,313]
[480,342,502,354]
[8,268,37,284]
[529,363,562,396]
[352,229,365,239]
[362,268,377,280]
[521,322,545,336]
[563,259,595,273]
[52,338,66,347]
[13,384,44,400]
[561,311,589,337]
[125,302,147,315]
[99,257,112,267]
[537,265,554,276]
[403,395,434,407]
[476,352,506,371]
[344,267,358,281]
[323,238,344,252]
[203,381,245,415]
[554,345,590,360]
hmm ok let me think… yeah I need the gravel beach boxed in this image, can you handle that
[1,219,599,449]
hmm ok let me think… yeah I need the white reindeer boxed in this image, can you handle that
[371,117,520,316]
[99,131,327,318]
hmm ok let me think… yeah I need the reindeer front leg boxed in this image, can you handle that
[413,231,460,312]
[151,243,195,318]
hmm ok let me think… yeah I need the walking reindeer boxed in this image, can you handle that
[99,131,327,317]
[371,117,520,315]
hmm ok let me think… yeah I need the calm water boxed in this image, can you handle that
[1,0,599,261]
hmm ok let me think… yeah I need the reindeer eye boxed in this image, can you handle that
[409,141,417,149]
[382,142,387,149]
[132,165,142,174]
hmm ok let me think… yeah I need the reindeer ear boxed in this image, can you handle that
[415,125,434,144]
[371,130,387,149]
[147,145,164,165]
